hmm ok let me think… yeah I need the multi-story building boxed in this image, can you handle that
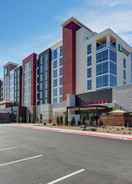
[0,79,3,101]
[36,17,132,123]
[22,53,37,122]
[1,17,132,124]
[36,49,52,122]
[3,62,18,102]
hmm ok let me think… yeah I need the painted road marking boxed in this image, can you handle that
[0,146,17,152]
[47,169,86,184]
[0,154,43,167]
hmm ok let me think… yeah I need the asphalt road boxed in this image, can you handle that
[0,124,132,184]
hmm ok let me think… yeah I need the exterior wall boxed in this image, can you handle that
[116,38,132,86]
[36,49,52,122]
[22,53,37,122]
[3,63,17,101]
[37,49,51,105]
[51,41,63,104]
[0,80,3,101]
[9,70,15,103]
[14,66,22,106]
[63,22,81,100]
[77,29,132,95]
[76,27,96,94]
[36,104,52,122]
[113,85,132,112]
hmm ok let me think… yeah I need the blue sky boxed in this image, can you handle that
[0,0,132,78]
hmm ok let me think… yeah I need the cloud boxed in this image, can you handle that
[58,0,132,45]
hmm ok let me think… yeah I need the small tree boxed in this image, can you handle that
[60,116,63,125]
[71,117,76,126]
[56,116,60,125]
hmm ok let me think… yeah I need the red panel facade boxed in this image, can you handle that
[63,22,81,100]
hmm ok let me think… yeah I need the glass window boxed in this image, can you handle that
[102,75,108,87]
[110,75,117,87]
[53,70,57,78]
[87,56,92,66]
[87,80,92,90]
[53,98,57,104]
[59,77,63,85]
[123,58,126,68]
[87,44,92,55]
[53,88,57,96]
[110,62,117,75]
[102,62,108,74]
[60,46,63,57]
[59,87,63,95]
[87,68,92,78]
[52,49,57,60]
[59,67,63,76]
[53,60,57,68]
[96,75,108,88]
[96,64,102,76]
[123,70,126,80]
[110,50,117,62]
[53,79,57,87]
[96,49,108,63]
[96,62,108,76]
[59,58,63,66]
[59,97,63,103]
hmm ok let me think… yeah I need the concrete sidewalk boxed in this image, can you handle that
[12,123,132,141]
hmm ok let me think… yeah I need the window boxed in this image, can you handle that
[87,56,92,66]
[87,68,92,78]
[59,87,63,95]
[110,62,117,75]
[123,70,126,80]
[59,67,63,76]
[96,75,108,88]
[53,60,57,68]
[59,77,63,85]
[53,70,57,78]
[53,88,57,96]
[59,97,63,103]
[87,44,92,55]
[59,58,63,66]
[96,62,108,76]
[110,50,117,62]
[110,75,117,87]
[52,49,57,60]
[87,80,92,90]
[53,98,57,103]
[96,49,108,63]
[123,58,126,68]
[60,46,63,57]
[53,79,57,87]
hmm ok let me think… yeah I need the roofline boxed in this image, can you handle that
[3,62,18,68]
[62,17,94,33]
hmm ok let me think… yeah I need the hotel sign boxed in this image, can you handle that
[118,44,130,56]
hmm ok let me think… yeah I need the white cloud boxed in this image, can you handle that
[58,0,132,45]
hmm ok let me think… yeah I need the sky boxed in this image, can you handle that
[0,0,132,78]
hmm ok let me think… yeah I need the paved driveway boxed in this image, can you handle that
[0,124,131,184]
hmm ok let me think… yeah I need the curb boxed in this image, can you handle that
[12,124,132,141]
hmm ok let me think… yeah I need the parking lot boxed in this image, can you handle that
[0,124,132,184]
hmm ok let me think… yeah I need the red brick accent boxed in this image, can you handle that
[63,22,81,100]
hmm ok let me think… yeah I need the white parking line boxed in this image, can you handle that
[47,169,86,184]
[0,154,43,167]
[0,146,17,152]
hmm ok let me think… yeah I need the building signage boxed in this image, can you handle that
[118,44,130,56]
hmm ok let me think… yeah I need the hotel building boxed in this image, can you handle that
[36,17,132,123]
